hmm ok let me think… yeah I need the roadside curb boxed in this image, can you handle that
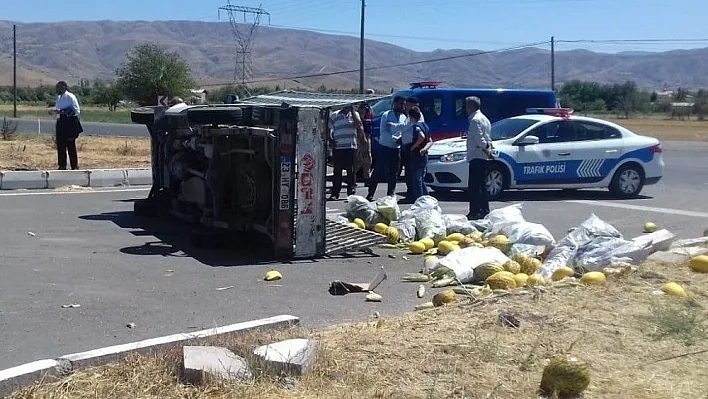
[0,168,152,190]
[0,314,299,397]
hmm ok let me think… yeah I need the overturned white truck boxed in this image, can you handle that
[130,91,386,260]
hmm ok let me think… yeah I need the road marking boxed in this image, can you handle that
[565,200,708,219]
[0,187,150,197]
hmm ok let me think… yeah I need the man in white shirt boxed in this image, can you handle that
[465,96,493,220]
[49,81,83,170]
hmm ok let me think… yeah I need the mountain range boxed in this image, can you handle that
[1,20,708,91]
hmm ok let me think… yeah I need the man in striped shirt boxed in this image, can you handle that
[329,104,365,200]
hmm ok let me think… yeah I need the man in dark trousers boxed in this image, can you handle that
[465,96,493,220]
[49,81,83,170]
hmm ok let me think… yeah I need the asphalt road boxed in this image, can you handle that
[0,141,706,370]
[11,118,149,137]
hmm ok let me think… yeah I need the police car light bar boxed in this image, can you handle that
[525,108,574,117]
[409,81,443,89]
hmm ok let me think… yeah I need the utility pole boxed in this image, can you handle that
[550,36,555,92]
[359,0,366,94]
[13,24,17,118]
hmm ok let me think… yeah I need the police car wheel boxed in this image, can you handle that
[609,164,644,198]
[485,165,507,200]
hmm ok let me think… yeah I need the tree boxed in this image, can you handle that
[92,81,122,111]
[115,44,194,106]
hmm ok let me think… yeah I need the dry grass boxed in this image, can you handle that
[599,116,708,142]
[8,260,708,399]
[0,134,150,171]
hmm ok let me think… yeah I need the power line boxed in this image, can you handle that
[199,40,551,87]
[557,38,708,44]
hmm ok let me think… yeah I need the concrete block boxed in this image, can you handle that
[46,170,90,189]
[0,171,47,190]
[58,315,298,372]
[125,168,152,186]
[647,251,690,264]
[253,338,317,376]
[670,237,708,249]
[0,359,58,398]
[89,169,128,188]
[182,346,253,385]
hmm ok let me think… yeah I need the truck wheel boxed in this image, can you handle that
[187,107,244,126]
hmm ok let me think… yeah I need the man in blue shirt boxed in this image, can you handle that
[367,96,406,201]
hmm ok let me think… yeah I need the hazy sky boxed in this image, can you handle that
[3,0,708,53]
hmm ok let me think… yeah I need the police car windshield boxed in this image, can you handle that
[490,118,538,141]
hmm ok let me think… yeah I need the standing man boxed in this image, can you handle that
[328,104,365,200]
[400,96,425,201]
[465,96,493,220]
[367,96,406,202]
[355,102,373,186]
[49,81,82,170]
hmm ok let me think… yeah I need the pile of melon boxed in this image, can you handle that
[346,217,401,245]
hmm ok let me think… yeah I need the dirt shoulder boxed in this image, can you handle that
[0,134,150,171]
[7,259,707,399]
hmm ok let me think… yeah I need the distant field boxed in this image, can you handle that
[593,115,708,142]
[3,105,707,142]
[0,134,150,171]
[0,104,131,124]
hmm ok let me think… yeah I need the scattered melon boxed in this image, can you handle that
[527,273,548,287]
[373,222,389,234]
[352,218,367,229]
[540,355,591,397]
[420,237,435,250]
[474,261,505,282]
[689,255,708,273]
[432,289,457,307]
[580,271,606,286]
[513,273,529,287]
[459,237,476,248]
[487,234,512,253]
[485,272,517,290]
[437,240,456,256]
[551,266,575,281]
[384,226,400,244]
[347,222,360,229]
[409,241,426,255]
[503,260,521,274]
[446,232,466,242]
[466,231,484,242]
[662,282,687,297]
[643,222,658,233]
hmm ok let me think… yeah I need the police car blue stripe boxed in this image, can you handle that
[496,146,656,185]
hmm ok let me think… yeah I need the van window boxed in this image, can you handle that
[453,94,499,120]
[419,94,443,121]
[370,98,392,117]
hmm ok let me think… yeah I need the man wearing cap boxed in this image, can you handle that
[367,96,406,201]
[400,96,426,202]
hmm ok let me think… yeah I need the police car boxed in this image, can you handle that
[424,108,664,199]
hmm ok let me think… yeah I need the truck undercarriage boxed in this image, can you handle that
[130,91,388,260]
